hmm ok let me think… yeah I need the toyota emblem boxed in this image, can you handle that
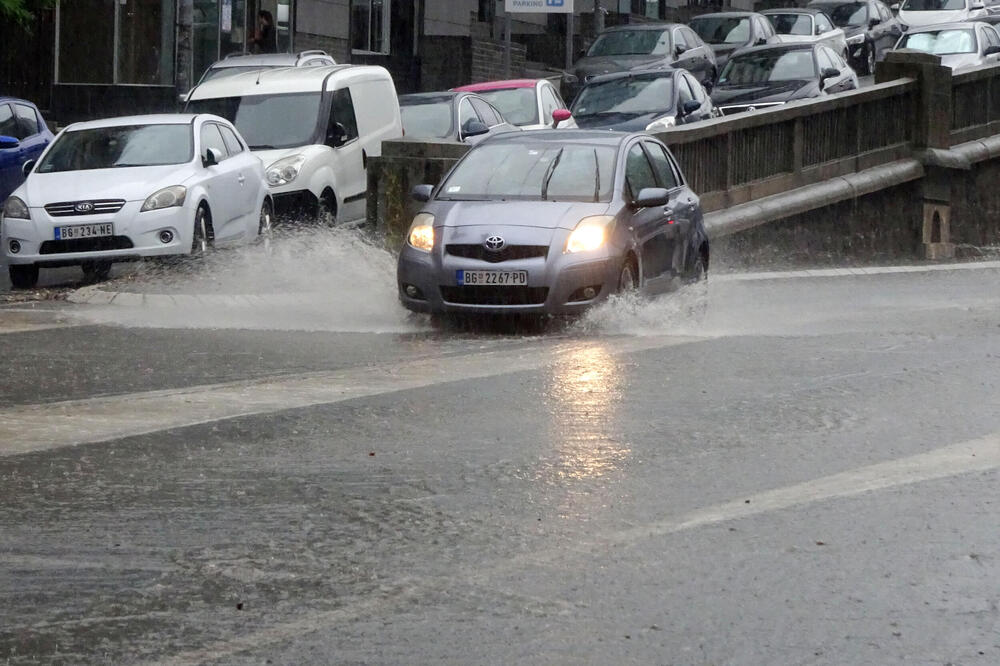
[484,235,505,251]
[74,201,94,213]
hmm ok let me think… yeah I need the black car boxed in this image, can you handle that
[571,23,718,97]
[711,43,859,115]
[688,12,782,72]
[807,0,902,74]
[570,68,716,131]
[399,92,519,144]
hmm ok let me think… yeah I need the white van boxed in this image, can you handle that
[185,65,401,224]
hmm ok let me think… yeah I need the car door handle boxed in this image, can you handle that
[238,174,246,185]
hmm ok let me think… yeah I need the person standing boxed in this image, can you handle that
[251,10,278,53]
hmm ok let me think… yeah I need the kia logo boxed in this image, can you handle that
[484,235,505,251]
[74,201,94,213]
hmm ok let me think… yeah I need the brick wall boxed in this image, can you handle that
[469,20,527,83]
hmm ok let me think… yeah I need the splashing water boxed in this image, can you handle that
[572,281,710,337]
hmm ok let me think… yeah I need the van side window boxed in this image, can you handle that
[329,88,360,146]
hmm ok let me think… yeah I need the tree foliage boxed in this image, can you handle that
[1,0,53,25]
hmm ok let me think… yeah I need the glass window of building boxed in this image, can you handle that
[118,0,176,84]
[57,0,115,83]
[352,0,391,54]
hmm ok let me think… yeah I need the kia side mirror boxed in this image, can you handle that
[461,119,490,140]
[411,184,434,202]
[22,159,36,177]
[552,108,572,128]
[0,135,19,149]
[202,147,222,168]
[633,187,669,208]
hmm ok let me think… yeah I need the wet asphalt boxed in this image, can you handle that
[2,261,1000,665]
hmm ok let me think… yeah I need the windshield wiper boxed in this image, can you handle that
[540,147,565,201]
[593,149,601,203]
[249,144,276,150]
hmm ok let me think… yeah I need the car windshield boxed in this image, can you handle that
[901,0,966,10]
[811,2,869,27]
[573,75,675,118]
[899,29,977,53]
[767,14,816,35]
[36,124,193,172]
[471,88,539,126]
[587,29,671,56]
[719,50,818,84]
[438,143,618,202]
[689,17,752,45]
[186,92,321,149]
[399,100,454,139]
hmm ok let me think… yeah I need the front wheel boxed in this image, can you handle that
[9,264,39,289]
[191,205,212,256]
[258,199,274,253]
[618,258,638,293]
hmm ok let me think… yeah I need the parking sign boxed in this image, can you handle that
[505,0,574,12]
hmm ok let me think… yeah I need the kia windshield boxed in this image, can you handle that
[901,0,966,10]
[36,124,193,172]
[811,2,869,27]
[186,92,321,149]
[899,29,977,53]
[471,88,539,126]
[719,50,818,84]
[690,17,752,45]
[587,29,671,56]
[437,143,617,202]
[573,75,675,120]
[399,98,454,139]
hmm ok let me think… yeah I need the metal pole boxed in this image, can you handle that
[594,0,604,35]
[504,11,512,78]
[565,10,574,70]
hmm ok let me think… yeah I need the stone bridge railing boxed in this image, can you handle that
[368,50,1000,260]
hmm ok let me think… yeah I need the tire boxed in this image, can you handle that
[618,257,638,293]
[318,190,337,226]
[689,250,707,284]
[191,204,212,256]
[9,264,39,289]
[81,260,112,283]
[258,198,274,253]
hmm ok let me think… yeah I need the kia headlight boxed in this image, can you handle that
[3,196,30,220]
[846,33,866,45]
[565,215,615,254]
[141,186,187,212]
[646,116,676,132]
[407,213,435,252]
[266,154,306,186]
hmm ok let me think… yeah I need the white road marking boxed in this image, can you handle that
[151,431,1000,665]
[0,335,703,457]
[715,260,1000,283]
[0,309,82,334]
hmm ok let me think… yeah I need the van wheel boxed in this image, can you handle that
[318,190,337,226]
[9,264,39,289]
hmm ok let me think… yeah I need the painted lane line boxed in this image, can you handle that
[0,334,703,457]
[715,259,1000,283]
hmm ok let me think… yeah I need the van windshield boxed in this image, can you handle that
[186,92,321,149]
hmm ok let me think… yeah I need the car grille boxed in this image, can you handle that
[446,244,549,263]
[44,200,127,217]
[440,286,549,306]
[39,236,134,254]
[718,102,786,115]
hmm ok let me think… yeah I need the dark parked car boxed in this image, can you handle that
[688,12,781,72]
[711,43,859,115]
[399,92,519,144]
[397,130,709,317]
[0,98,54,202]
[571,24,718,97]
[808,0,902,74]
[571,68,715,131]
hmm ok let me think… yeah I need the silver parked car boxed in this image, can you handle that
[397,130,709,317]
[892,21,1000,70]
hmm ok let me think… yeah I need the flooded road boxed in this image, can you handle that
[2,237,1000,664]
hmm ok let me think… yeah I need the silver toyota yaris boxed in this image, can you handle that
[397,130,709,316]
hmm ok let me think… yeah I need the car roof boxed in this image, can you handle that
[63,114,201,131]
[485,129,641,147]
[584,68,679,85]
[399,92,461,104]
[600,22,683,32]
[690,11,760,18]
[212,51,334,68]
[188,64,387,98]
[0,96,37,106]
[761,7,827,14]
[453,79,541,92]
[733,42,818,56]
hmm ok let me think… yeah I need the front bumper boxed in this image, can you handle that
[397,225,621,316]
[1,203,193,267]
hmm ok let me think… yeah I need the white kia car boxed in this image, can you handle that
[1,114,272,289]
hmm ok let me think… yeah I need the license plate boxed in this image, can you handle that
[54,223,113,240]
[456,270,528,286]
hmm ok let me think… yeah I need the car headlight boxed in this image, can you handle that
[266,154,306,186]
[846,33,866,45]
[646,116,676,132]
[140,185,187,212]
[565,215,615,254]
[3,196,30,220]
[407,213,435,252]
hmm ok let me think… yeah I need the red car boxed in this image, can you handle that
[452,79,577,131]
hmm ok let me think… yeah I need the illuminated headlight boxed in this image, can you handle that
[646,116,676,132]
[846,33,866,45]
[141,185,187,212]
[2,196,30,220]
[407,213,435,252]
[565,215,615,254]
[266,154,306,186]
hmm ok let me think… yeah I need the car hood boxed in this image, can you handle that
[433,200,611,231]
[253,146,315,168]
[938,52,987,70]
[774,34,823,44]
[899,8,971,26]
[711,80,815,105]
[575,54,672,80]
[573,110,672,131]
[23,165,194,205]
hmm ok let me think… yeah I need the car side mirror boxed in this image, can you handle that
[985,44,1000,55]
[577,48,587,59]
[679,99,702,117]
[972,0,985,9]
[675,44,688,56]
[552,108,572,128]
[821,67,841,87]
[411,184,434,202]
[202,147,223,168]
[633,187,670,208]
[327,121,349,148]
[22,159,36,177]
[869,17,880,27]
[754,37,767,46]
[461,119,490,140]
[890,2,899,10]
[0,135,19,149]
